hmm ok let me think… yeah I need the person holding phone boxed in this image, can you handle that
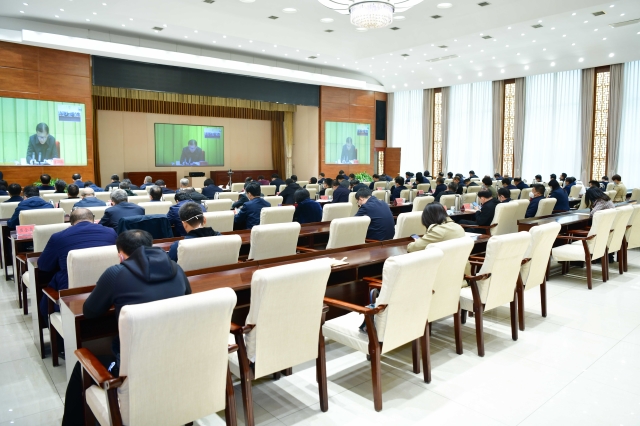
[27,123,57,163]
[407,203,465,253]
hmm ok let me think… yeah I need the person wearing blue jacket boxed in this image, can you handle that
[390,176,405,201]
[563,177,576,196]
[73,188,107,208]
[331,180,350,203]
[201,178,223,199]
[98,189,145,229]
[83,181,104,192]
[168,202,221,262]
[525,184,545,218]
[293,189,322,224]
[4,183,24,203]
[167,192,204,236]
[514,177,529,190]
[548,179,569,211]
[234,183,270,230]
[7,185,53,229]
[354,188,395,241]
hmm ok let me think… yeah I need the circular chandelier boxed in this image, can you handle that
[349,1,394,29]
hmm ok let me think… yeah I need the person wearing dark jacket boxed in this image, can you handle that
[452,177,464,195]
[168,192,205,236]
[83,181,104,192]
[433,178,447,198]
[27,123,56,162]
[7,185,53,229]
[355,188,395,241]
[139,176,153,190]
[201,178,223,198]
[278,179,302,204]
[563,177,576,196]
[4,183,23,203]
[293,189,322,224]
[435,182,457,202]
[331,180,350,203]
[548,179,569,211]
[390,176,405,201]
[168,202,221,262]
[525,184,545,218]
[38,174,55,191]
[176,178,207,202]
[0,180,8,196]
[61,229,191,426]
[459,190,500,233]
[37,208,117,316]
[368,174,383,190]
[319,178,333,197]
[270,174,286,192]
[514,177,529,190]
[104,174,121,191]
[317,173,326,185]
[155,180,175,195]
[234,183,270,229]
[497,187,512,203]
[350,179,368,193]
[73,188,107,208]
[98,189,145,229]
[501,178,518,190]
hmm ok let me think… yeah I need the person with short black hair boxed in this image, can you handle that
[548,179,569,211]
[405,171,415,182]
[584,187,615,216]
[98,189,145,229]
[611,174,626,202]
[149,186,163,201]
[446,172,453,179]
[234,182,270,229]
[122,178,139,191]
[494,172,503,181]
[464,178,478,188]
[525,184,546,218]
[293,189,322,224]
[355,188,395,241]
[180,139,204,164]
[390,176,405,201]
[459,190,500,233]
[0,180,8,196]
[168,192,205,236]
[501,178,517,190]
[7,185,53,229]
[74,187,106,208]
[497,187,512,202]
[104,174,121,191]
[469,170,478,179]
[599,175,609,190]
[83,180,104,192]
[350,179,367,193]
[368,173,381,190]
[38,174,55,190]
[278,178,302,204]
[513,177,529,190]
[412,171,429,187]
[309,177,318,185]
[563,176,576,195]
[452,176,464,195]
[119,181,135,196]
[270,173,285,192]
[27,123,56,162]
[155,179,175,195]
[66,184,80,199]
[320,178,333,197]
[201,178,222,198]
[482,176,497,199]
[588,180,601,189]
[139,175,154,190]
[435,182,457,202]
[550,173,557,181]
[559,172,567,187]
[407,203,465,252]
[318,172,326,185]
[5,183,23,203]
[168,202,221,262]
[176,178,207,203]
[433,177,447,198]
[71,173,83,187]
[331,179,350,203]
[534,174,543,183]
[52,179,66,193]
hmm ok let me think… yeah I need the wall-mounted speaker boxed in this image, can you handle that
[375,100,387,140]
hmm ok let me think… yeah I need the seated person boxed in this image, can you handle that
[308,177,318,186]
[148,186,163,202]
[98,189,145,229]
[452,176,464,195]
[383,173,393,182]
[468,170,479,179]
[459,190,499,233]
[599,175,609,191]
[201,178,223,198]
[494,172,503,181]
[74,188,107,208]
[0,180,8,196]
[354,188,395,241]
[534,174,543,183]
[61,229,191,426]
[559,172,568,187]
[119,181,135,196]
[319,178,333,197]
[584,187,615,216]
[155,179,175,195]
[501,178,517,190]
[368,174,382,190]
[514,177,529,190]
[39,174,55,191]
[5,183,23,203]
[54,179,67,194]
[350,179,367,193]
[234,182,270,230]
[435,182,457,202]
[407,203,465,252]
[71,174,84,187]
[335,174,347,185]
[405,171,415,183]
[278,178,302,204]
[104,174,121,191]
[447,172,454,179]
[270,174,286,192]
[390,176,405,201]
[139,176,153,190]
[317,173,326,185]
[176,178,207,202]
[412,172,429,188]
[231,184,252,210]
[525,184,546,218]
[7,185,53,229]
[563,177,576,196]
[290,174,298,183]
[548,179,569,211]
[122,178,139,191]
[37,208,117,316]
[58,184,80,207]
[293,189,322,224]
[168,202,221,262]
[497,187,512,203]
[433,178,447,198]
[83,180,104,192]
[256,175,270,186]
[331,179,350,203]
[168,192,204,236]
[611,174,627,202]
[482,176,497,199]
[550,173,557,182]
[463,178,478,188]
[589,180,602,189]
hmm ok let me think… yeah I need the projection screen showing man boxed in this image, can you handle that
[324,121,370,165]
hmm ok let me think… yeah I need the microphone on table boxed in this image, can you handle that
[38,152,41,163]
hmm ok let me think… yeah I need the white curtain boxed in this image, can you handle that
[446,81,493,176]
[522,70,582,182]
[390,90,424,173]
[617,60,640,188]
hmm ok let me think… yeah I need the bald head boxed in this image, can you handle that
[70,208,94,225]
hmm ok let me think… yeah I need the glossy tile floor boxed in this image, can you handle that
[2,250,640,425]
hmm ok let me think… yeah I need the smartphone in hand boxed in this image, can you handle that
[411,234,420,240]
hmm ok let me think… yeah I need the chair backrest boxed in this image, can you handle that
[297,180,309,188]
[427,237,475,322]
[95,192,111,203]
[416,183,430,192]
[399,189,411,201]
[42,193,68,204]
[631,188,640,202]
[569,185,583,198]
[307,188,317,199]
[231,183,245,192]
[467,186,482,194]
[202,211,234,233]
[33,223,71,252]
[67,245,120,288]
[608,205,634,252]
[375,248,443,354]
[606,182,615,191]
[393,212,426,239]
[321,203,353,222]
[430,180,438,190]
[245,259,331,378]
[217,192,240,201]
[259,206,295,225]
[374,181,387,190]
[0,196,8,203]
[535,198,556,217]
[132,190,148,196]
[514,199,530,221]
[606,190,617,200]
[306,184,319,191]
[116,215,173,239]
[626,204,640,250]
[372,190,386,201]
[119,288,236,425]
[445,179,452,184]
[203,199,233,212]
[412,196,434,212]
[520,222,561,289]
[325,188,334,197]
[477,232,531,310]
[126,196,152,205]
[348,192,359,216]
[520,188,532,200]
[261,185,276,196]
[138,201,172,215]
[177,235,242,271]
[509,189,521,200]
[578,195,587,210]
[248,222,301,260]
[586,209,618,259]
[19,208,64,226]
[326,216,370,249]
[39,190,55,194]
[58,198,80,214]
[263,196,283,207]
[490,202,519,235]
[462,193,477,204]
[439,194,456,209]
[0,202,20,219]
[86,206,108,220]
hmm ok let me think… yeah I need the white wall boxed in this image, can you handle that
[292,105,319,179]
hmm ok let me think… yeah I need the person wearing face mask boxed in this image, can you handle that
[168,202,221,262]
[180,139,205,165]
[27,122,57,163]
[354,187,395,241]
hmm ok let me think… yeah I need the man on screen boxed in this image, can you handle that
[27,123,57,163]
[340,137,357,164]
[180,140,205,164]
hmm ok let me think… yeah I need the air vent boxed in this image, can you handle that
[478,1,490,6]
[426,54,459,63]
[307,56,317,59]
[152,26,164,31]
[438,45,448,48]
[268,15,279,19]
[609,18,640,28]
[325,29,334,32]
[592,11,606,16]
[390,27,400,30]
[532,24,543,28]
[401,53,410,57]
[482,35,492,39]
[203,0,214,3]
[431,15,442,19]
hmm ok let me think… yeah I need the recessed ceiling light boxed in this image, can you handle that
[583,20,588,23]
[320,18,333,23]
[238,45,242,47]
[404,83,408,87]
[439,78,442,82]
[609,53,615,57]
[421,81,424,84]
[562,34,566,37]
[458,76,462,79]
[610,4,614,7]
[603,37,607,40]
[163,24,167,27]
[507,26,511,29]
[223,35,226,38]
[594,28,598,31]
[543,48,546,51]
[506,45,509,47]
[517,52,520,55]
[55,14,59,17]
[184,36,188,38]
[395,15,406,20]
[212,40,216,43]
[621,13,625,16]
[572,43,575,45]
[525,65,529,69]
[532,40,536,42]
[102,2,106,4]
[356,27,368,32]
[550,62,556,66]
[262,49,265,51]
[392,85,396,88]
[154,30,158,33]
[129,18,133,21]
[500,69,505,73]
[470,60,473,63]
[282,8,296,13]
[20,10,24,13]
[194,30,198,33]
[521,33,525,36]
[85,18,90,21]
[274,44,277,47]
[538,20,542,23]
[93,12,96,14]
[468,44,471,47]
[23,2,28,5]
[239,0,255,2]
[578,58,584,62]
[572,12,576,16]
[437,3,452,9]
[551,27,555,30]
[250,40,253,43]
[478,72,482,76]
[492,56,495,59]
[60,8,64,11]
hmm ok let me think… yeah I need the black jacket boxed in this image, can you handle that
[332,186,350,203]
[355,197,395,241]
[202,184,223,199]
[390,185,404,201]
[351,183,368,193]
[99,202,145,229]
[279,183,302,205]
[435,190,456,202]
[293,198,323,224]
[104,181,120,191]
[474,198,500,226]
[270,178,286,192]
[178,188,207,202]
[433,184,447,198]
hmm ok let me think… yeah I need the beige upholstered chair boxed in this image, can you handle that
[42,193,68,205]
[139,201,172,215]
[325,216,370,249]
[426,237,475,354]
[263,196,283,207]
[514,199,530,221]
[400,189,417,201]
[552,209,618,289]
[520,188,532,200]
[0,195,8,203]
[306,184,320,191]
[516,222,561,330]
[509,189,521,200]
[231,260,331,425]
[307,188,317,199]
[95,192,111,203]
[132,190,148,196]
[231,183,245,192]
[606,182,615,191]
[0,202,20,220]
[416,183,431,193]
[625,205,640,251]
[535,198,556,217]
[177,235,242,272]
[607,205,634,275]
[19,208,64,226]
[393,212,426,239]
[467,186,482,194]
[204,199,233,212]
[260,185,276,196]
[323,248,444,411]
[445,179,453,184]
[58,198,81,214]
[578,195,587,210]
[218,192,240,202]
[569,185,583,198]
[630,188,640,202]
[544,188,551,197]
[462,201,519,236]
[79,288,237,426]
[248,222,301,261]
[324,188,334,198]
[412,196,434,212]
[86,206,108,221]
[348,192,359,216]
[430,181,438,191]
[38,189,56,194]
[372,190,386,201]
[462,193,477,204]
[439,194,456,209]
[321,203,352,222]
[374,181,387,190]
[606,190,617,200]
[259,206,294,225]
[461,232,531,356]
[203,211,235,233]
[297,180,309,188]
[125,196,152,205]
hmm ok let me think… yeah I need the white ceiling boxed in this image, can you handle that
[2,0,640,92]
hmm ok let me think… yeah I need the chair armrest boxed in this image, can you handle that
[567,229,589,235]
[42,287,59,304]
[230,322,255,335]
[469,260,484,267]
[365,239,378,243]
[26,251,43,259]
[522,258,531,265]
[469,255,485,261]
[228,344,238,354]
[459,223,498,230]
[367,282,382,290]
[323,297,386,315]
[556,235,595,241]
[362,277,382,285]
[75,348,125,390]
[464,273,492,282]
[296,246,319,253]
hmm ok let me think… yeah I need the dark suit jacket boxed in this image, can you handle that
[104,181,120,191]
[234,197,270,229]
[167,200,204,236]
[435,190,456,203]
[39,185,55,190]
[351,183,368,193]
[27,135,56,161]
[355,197,395,241]
[331,186,350,203]
[293,198,323,224]
[160,187,176,195]
[525,196,543,218]
[549,188,569,211]
[202,184,223,199]
[73,197,107,208]
[4,196,23,203]
[516,181,529,190]
[506,185,518,190]
[433,184,447,198]
[180,146,205,164]
[99,202,145,229]
[390,185,403,201]
[279,183,302,205]
[7,197,54,229]
[474,198,500,226]
[270,178,285,192]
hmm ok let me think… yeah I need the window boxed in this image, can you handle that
[617,60,640,188]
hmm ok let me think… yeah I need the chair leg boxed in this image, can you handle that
[585,258,593,290]
[510,300,518,341]
[460,309,467,324]
[420,323,431,384]
[16,273,22,309]
[540,278,548,317]
[453,306,463,355]
[618,250,623,275]
[50,325,59,367]
[272,372,281,381]
[517,277,525,332]
[225,368,237,426]
[234,335,254,426]
[474,306,485,357]
[317,329,329,413]
[623,240,628,272]
[603,249,609,282]
[545,258,551,282]
[281,368,292,376]
[22,282,28,315]
[369,343,382,412]
[411,340,420,374]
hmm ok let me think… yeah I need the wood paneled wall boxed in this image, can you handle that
[319,86,387,178]
[0,41,94,188]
